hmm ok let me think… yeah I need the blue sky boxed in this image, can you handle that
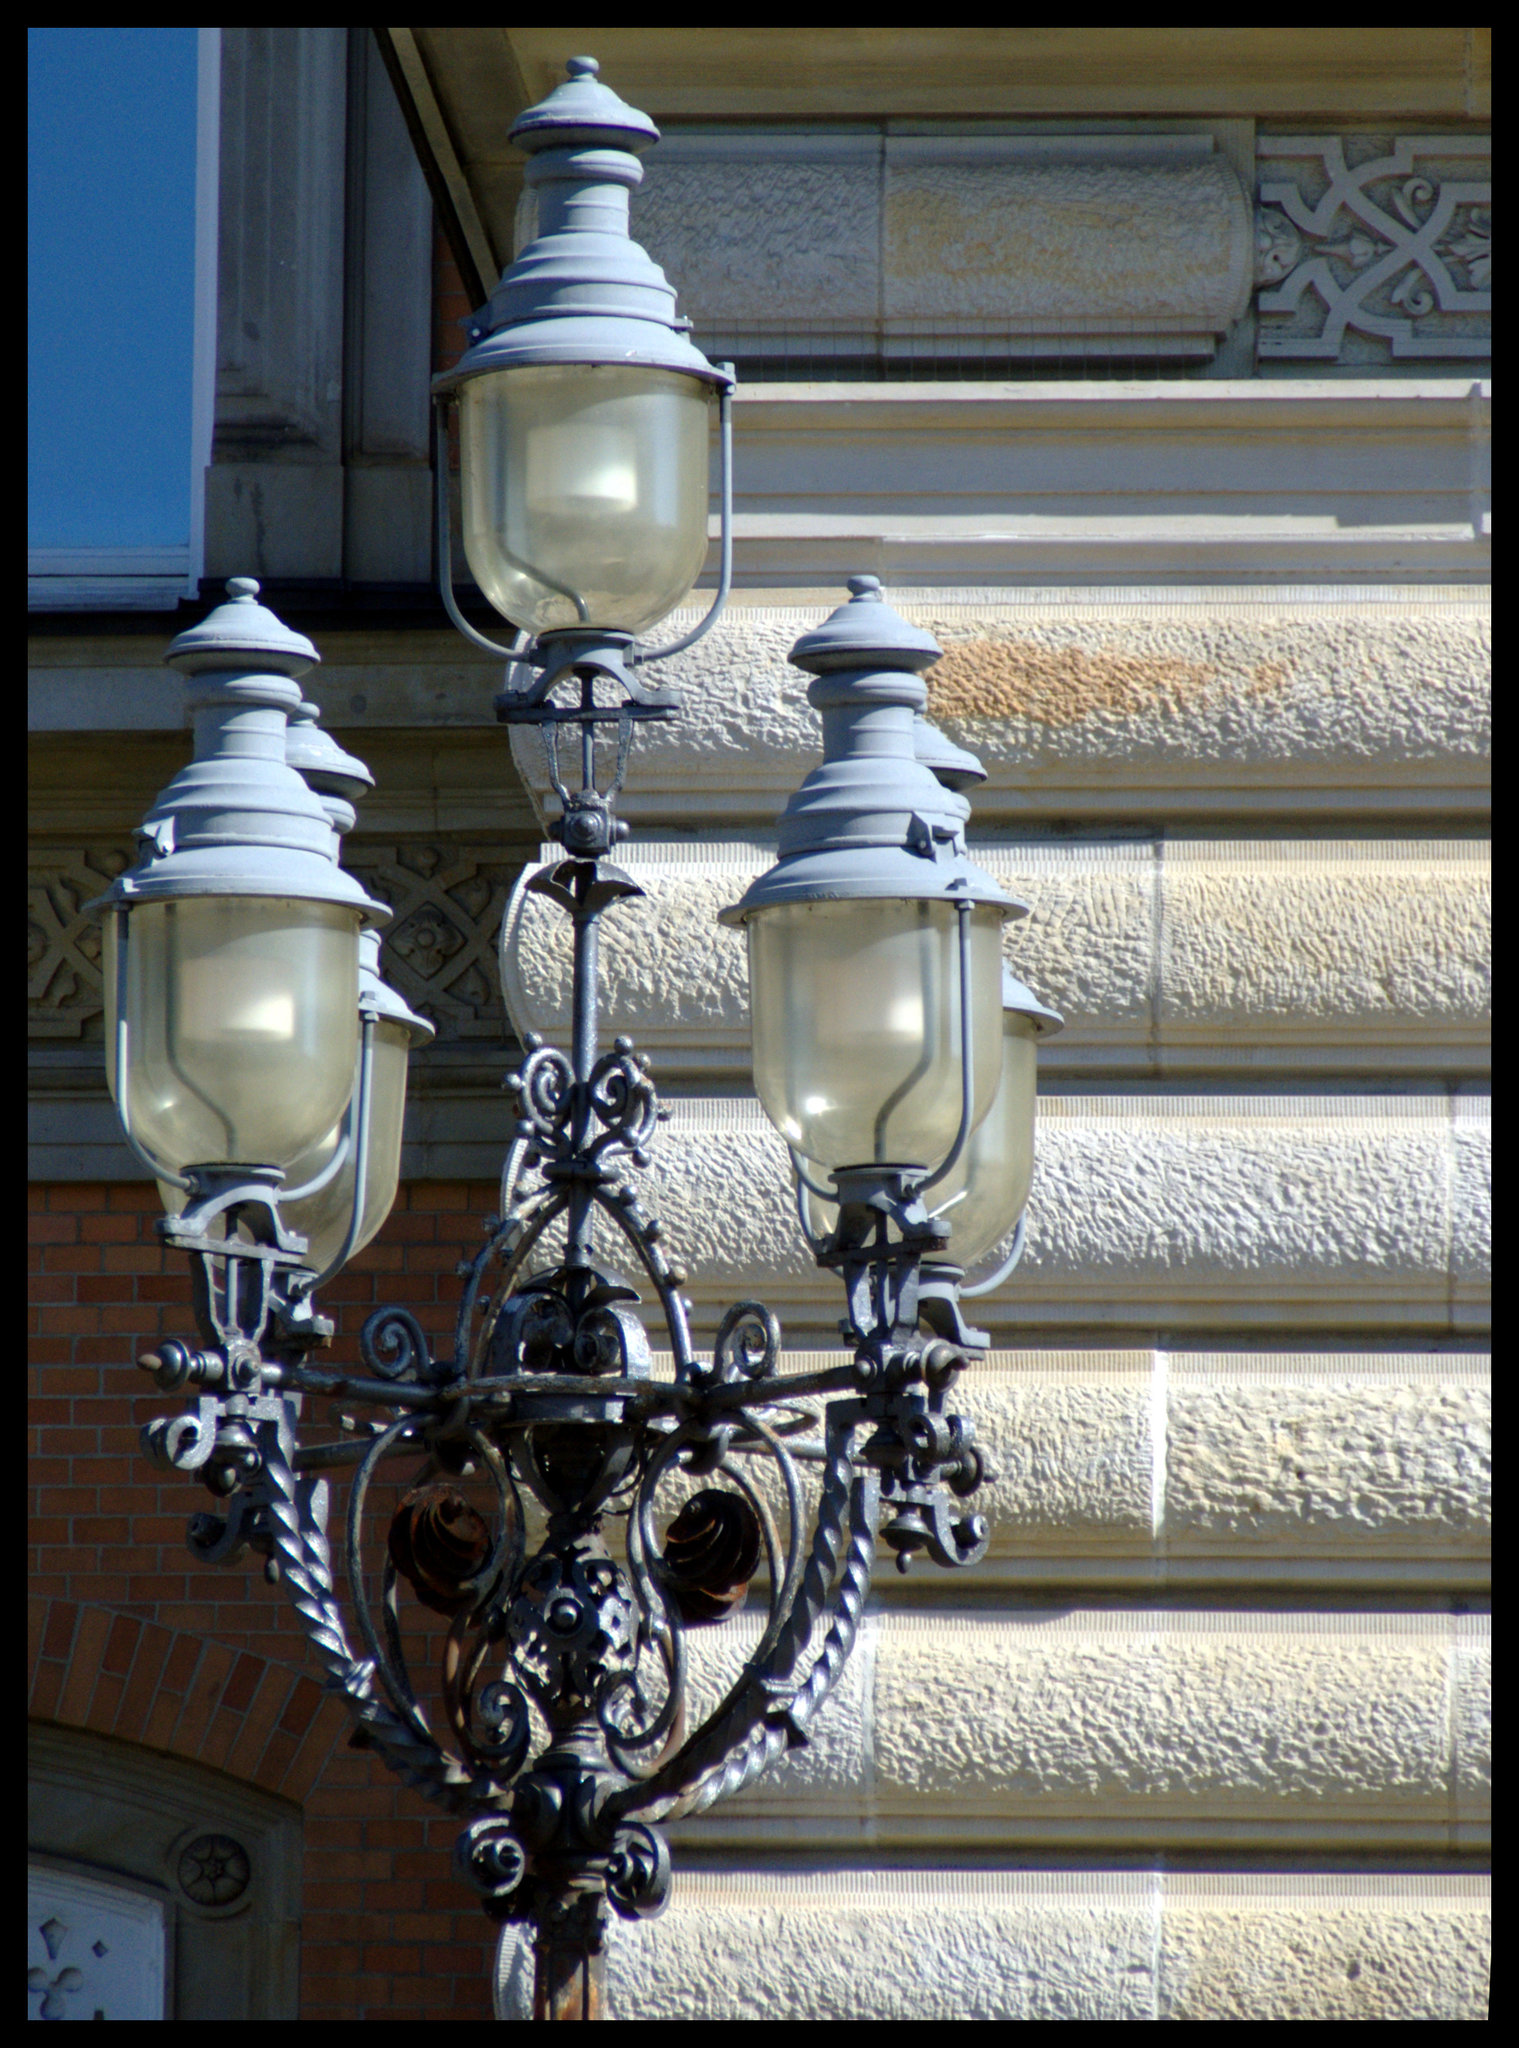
[29,28,199,550]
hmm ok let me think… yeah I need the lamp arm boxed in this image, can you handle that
[919,899,976,1197]
[791,1165,827,1255]
[280,1125,352,1205]
[310,1009,377,1288]
[112,907,192,1192]
[629,370,734,667]
[958,1208,1029,1300]
[788,1144,836,1205]
[431,399,533,663]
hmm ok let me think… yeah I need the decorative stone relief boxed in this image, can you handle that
[27,847,133,1039]
[342,842,517,1045]
[1255,135,1490,363]
[26,842,517,1054]
[27,1866,166,2022]
[629,131,1253,364]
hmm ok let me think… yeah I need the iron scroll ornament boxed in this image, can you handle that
[135,653,999,2022]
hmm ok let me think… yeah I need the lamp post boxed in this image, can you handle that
[101,58,1063,2022]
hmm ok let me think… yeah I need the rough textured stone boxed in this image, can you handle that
[507,594,1490,824]
[1454,1618,1491,1819]
[641,1350,1489,1582]
[871,1614,1455,1824]
[499,838,1489,1076]
[641,1096,1489,1337]
[1165,1360,1491,1553]
[1156,1878,1490,2021]
[494,1872,1490,2021]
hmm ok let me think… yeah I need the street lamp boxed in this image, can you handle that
[103,57,1062,2023]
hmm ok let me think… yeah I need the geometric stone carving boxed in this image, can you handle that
[341,841,520,1046]
[26,841,521,1055]
[627,131,1253,367]
[27,846,134,1040]
[1256,135,1490,363]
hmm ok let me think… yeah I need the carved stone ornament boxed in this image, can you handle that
[343,842,517,1045]
[176,1833,252,1907]
[27,847,134,1039]
[1255,134,1490,363]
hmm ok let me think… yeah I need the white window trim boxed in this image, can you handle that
[28,27,220,614]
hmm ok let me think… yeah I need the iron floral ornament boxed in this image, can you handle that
[135,634,1000,2023]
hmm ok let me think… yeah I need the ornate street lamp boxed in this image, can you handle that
[100,58,1062,2022]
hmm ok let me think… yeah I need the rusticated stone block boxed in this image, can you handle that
[870,1613,1454,1824]
[1164,1356,1491,1553]
[637,1095,1488,1338]
[498,837,1489,1077]
[495,1872,1490,2020]
[507,594,1490,824]
[1156,1876,1490,2021]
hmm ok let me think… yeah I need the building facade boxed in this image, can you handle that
[29,28,1489,2020]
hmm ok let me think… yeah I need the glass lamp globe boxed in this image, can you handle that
[106,896,360,1179]
[800,971,1062,1253]
[157,937,432,1274]
[459,363,712,637]
[925,980,1062,1266]
[747,896,1005,1175]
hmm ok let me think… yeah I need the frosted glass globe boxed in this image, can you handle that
[747,897,1003,1173]
[459,363,712,636]
[106,897,359,1177]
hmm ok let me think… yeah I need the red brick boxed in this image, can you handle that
[55,1606,112,1725]
[160,1630,203,1693]
[114,1622,173,1742]
[41,1599,78,1662]
[41,1245,101,1272]
[28,1275,78,1302]
[83,1214,143,1242]
[29,1214,80,1244]
[101,1612,140,1675]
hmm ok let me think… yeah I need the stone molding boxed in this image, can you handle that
[29,1721,304,2021]
[622,130,1252,367]
[506,587,1491,825]
[497,1868,1490,2020]
[205,29,434,583]
[1257,135,1489,365]
[500,837,1491,1079]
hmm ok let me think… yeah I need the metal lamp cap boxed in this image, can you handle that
[508,54,661,157]
[165,577,319,678]
[915,713,986,790]
[1002,965,1064,1037]
[789,575,942,676]
[285,701,375,804]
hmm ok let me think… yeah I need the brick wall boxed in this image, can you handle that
[28,1180,507,2023]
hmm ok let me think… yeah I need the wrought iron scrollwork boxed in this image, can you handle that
[135,639,999,2022]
